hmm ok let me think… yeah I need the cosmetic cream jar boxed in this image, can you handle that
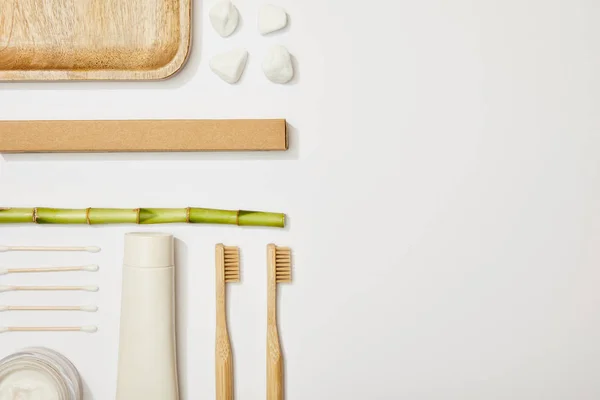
[0,347,82,400]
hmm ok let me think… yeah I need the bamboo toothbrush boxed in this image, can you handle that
[215,244,240,400]
[0,264,99,275]
[267,244,292,400]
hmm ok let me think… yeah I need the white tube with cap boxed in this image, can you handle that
[116,232,179,400]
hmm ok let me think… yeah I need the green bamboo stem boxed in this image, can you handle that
[0,208,285,228]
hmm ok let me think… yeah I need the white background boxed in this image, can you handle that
[1,0,600,398]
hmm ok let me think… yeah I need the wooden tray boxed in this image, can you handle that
[0,0,191,80]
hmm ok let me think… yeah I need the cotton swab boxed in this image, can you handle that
[0,264,99,275]
[0,325,98,333]
[0,285,99,292]
[0,245,101,253]
[0,305,98,312]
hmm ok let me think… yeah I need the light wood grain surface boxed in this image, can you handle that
[0,0,191,80]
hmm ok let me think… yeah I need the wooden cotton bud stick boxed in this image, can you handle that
[0,325,98,333]
[0,285,99,292]
[0,305,98,312]
[0,264,99,275]
[0,245,101,253]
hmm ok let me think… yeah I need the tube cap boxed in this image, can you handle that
[123,232,174,268]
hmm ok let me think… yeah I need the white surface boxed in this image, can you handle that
[1,0,600,399]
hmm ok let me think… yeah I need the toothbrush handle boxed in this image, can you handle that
[267,324,284,400]
[215,328,234,400]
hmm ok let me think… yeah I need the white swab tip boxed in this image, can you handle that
[83,264,100,272]
[0,268,7,275]
[0,306,7,312]
[80,326,98,333]
[0,285,13,293]
[0,246,8,252]
[85,246,101,253]
[84,285,99,292]
[80,305,98,312]
[0,327,8,333]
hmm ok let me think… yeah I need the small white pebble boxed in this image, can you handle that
[258,4,288,35]
[210,0,239,37]
[210,49,249,84]
[262,45,294,84]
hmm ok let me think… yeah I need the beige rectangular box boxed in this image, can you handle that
[0,119,288,153]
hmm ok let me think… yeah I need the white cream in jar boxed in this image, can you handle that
[0,348,82,400]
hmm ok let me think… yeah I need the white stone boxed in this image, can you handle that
[209,0,239,37]
[262,45,294,84]
[210,49,249,84]
[258,4,288,35]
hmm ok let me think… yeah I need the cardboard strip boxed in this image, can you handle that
[0,119,288,153]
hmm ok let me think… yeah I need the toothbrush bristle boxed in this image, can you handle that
[224,246,240,283]
[275,246,292,283]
